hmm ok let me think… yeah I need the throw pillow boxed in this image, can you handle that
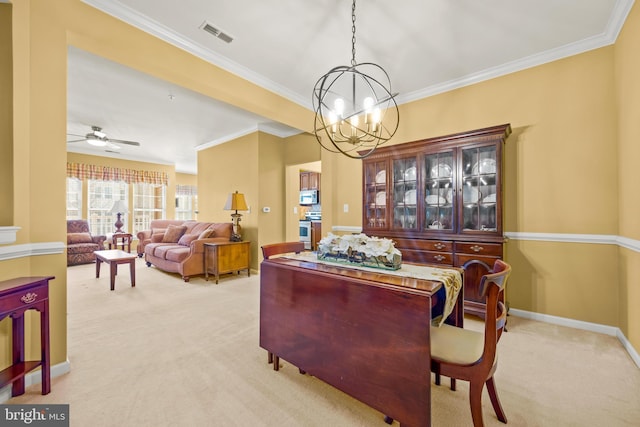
[178,233,199,246]
[67,232,94,244]
[198,228,215,240]
[151,233,164,243]
[162,225,187,243]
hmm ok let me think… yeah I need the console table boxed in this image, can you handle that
[0,276,53,397]
[204,241,251,284]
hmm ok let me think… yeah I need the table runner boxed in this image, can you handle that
[280,251,462,327]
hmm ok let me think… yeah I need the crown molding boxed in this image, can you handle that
[81,0,310,109]
[398,0,636,104]
[83,0,635,110]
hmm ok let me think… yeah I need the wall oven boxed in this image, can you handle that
[299,220,312,250]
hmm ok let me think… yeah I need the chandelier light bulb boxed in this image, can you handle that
[334,98,345,117]
[363,97,374,113]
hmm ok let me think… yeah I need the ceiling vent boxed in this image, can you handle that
[200,21,234,44]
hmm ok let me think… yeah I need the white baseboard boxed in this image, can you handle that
[510,308,640,369]
[0,359,71,403]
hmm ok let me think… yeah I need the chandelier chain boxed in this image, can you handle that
[351,0,357,66]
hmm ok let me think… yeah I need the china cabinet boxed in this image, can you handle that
[362,124,511,318]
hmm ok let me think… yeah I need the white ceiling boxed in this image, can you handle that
[68,0,634,174]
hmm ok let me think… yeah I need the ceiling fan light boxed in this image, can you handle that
[87,138,107,147]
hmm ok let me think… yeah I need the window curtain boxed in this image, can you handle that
[176,184,197,196]
[66,163,168,185]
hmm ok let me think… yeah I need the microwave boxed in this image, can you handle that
[299,190,319,205]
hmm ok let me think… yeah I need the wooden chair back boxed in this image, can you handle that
[261,242,305,259]
[477,259,511,363]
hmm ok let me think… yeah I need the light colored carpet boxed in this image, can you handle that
[8,260,640,426]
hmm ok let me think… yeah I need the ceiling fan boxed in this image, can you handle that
[67,126,141,151]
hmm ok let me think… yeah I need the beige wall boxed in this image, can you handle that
[197,133,260,267]
[2,0,639,374]
[0,5,12,225]
[614,3,640,349]
[326,46,621,328]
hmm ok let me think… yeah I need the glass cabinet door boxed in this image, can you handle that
[423,151,454,231]
[391,157,418,230]
[461,145,498,231]
[364,160,388,229]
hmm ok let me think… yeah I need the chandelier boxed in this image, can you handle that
[313,0,399,159]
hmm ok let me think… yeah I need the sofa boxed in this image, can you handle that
[67,219,107,266]
[137,220,233,282]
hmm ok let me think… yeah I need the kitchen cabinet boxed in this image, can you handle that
[300,172,320,191]
[362,124,511,318]
[311,221,322,251]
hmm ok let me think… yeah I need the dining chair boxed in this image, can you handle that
[430,258,511,427]
[260,241,306,370]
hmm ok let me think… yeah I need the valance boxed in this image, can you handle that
[176,185,197,196]
[66,163,168,185]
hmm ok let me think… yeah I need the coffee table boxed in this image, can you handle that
[94,250,137,291]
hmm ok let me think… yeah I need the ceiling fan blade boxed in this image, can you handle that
[67,138,86,143]
[67,133,86,138]
[108,138,141,146]
[105,141,121,150]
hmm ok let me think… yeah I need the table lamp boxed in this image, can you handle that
[109,200,129,233]
[223,191,248,241]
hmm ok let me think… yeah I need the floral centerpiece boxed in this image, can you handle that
[317,233,402,270]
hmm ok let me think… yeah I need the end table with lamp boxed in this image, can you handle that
[109,199,129,234]
[224,190,248,242]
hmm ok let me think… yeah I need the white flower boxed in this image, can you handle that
[319,233,399,262]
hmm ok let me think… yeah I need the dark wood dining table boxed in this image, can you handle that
[259,256,463,427]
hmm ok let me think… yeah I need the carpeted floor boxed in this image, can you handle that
[7,260,640,426]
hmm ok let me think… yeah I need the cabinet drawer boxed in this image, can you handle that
[402,249,453,266]
[0,285,48,315]
[455,242,502,257]
[394,238,452,253]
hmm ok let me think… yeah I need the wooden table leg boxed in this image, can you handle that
[130,259,136,287]
[96,258,101,278]
[11,315,25,396]
[40,299,50,394]
[110,262,117,291]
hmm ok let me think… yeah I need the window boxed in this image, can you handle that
[66,177,82,219]
[133,183,166,234]
[175,185,197,221]
[87,180,128,235]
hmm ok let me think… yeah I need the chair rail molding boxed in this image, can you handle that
[505,232,640,253]
[0,242,66,261]
[0,226,21,244]
[333,228,640,253]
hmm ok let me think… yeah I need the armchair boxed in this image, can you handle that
[66,219,107,266]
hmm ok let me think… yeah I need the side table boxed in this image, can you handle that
[0,276,54,397]
[108,233,133,253]
[204,241,251,284]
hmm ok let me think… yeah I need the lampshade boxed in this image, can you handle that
[224,191,248,212]
[109,200,129,214]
